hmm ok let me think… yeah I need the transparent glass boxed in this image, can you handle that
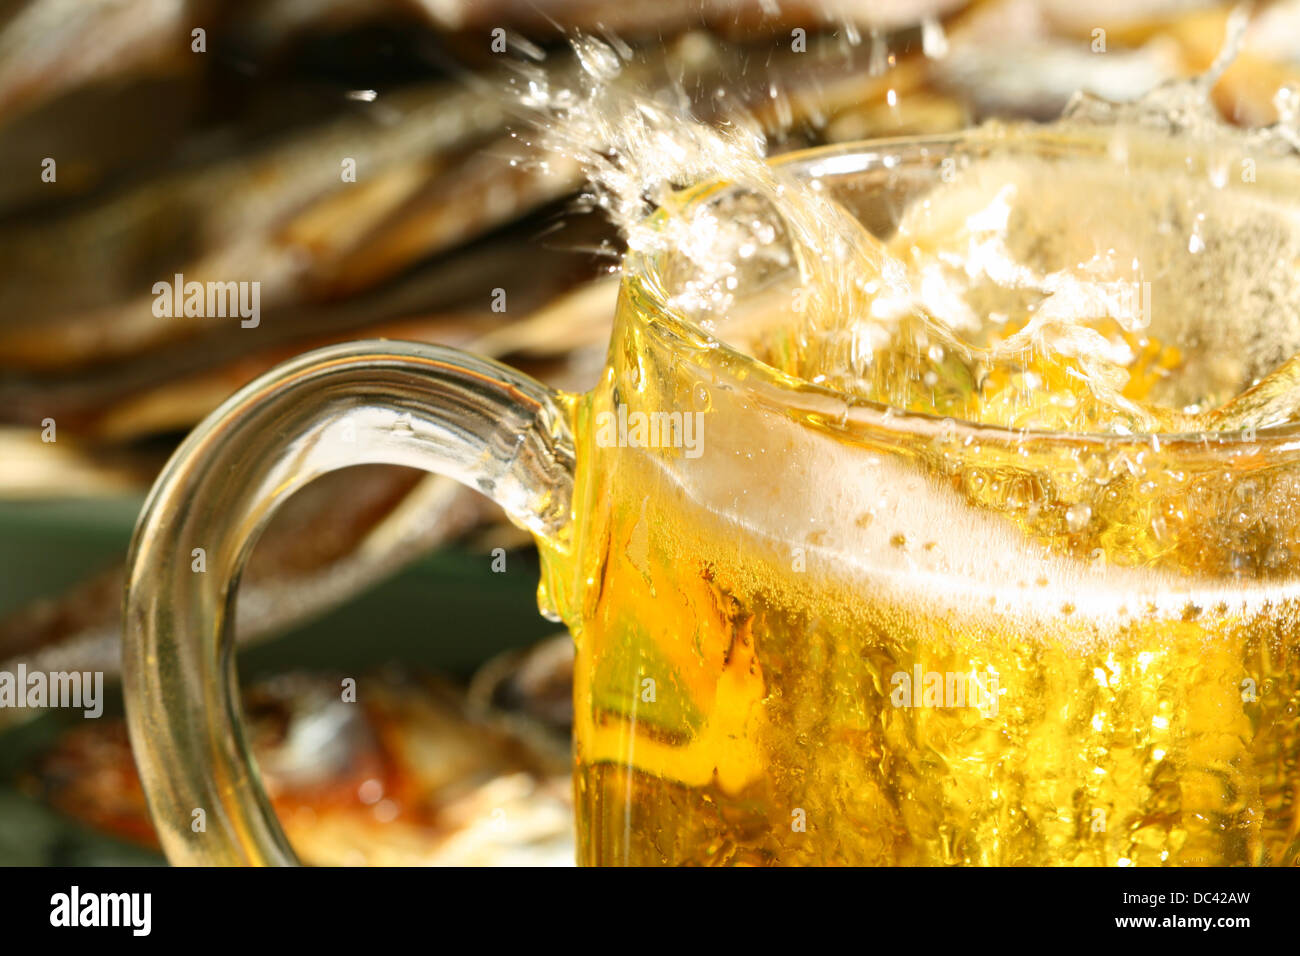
[125,126,1300,866]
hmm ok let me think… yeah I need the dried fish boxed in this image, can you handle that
[932,0,1185,120]
[0,0,192,124]
[0,0,961,130]
[0,210,616,440]
[0,77,526,370]
[468,633,575,755]
[21,669,574,865]
[423,0,967,38]
[940,1,1300,127]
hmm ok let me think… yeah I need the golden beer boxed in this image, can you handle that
[539,126,1300,865]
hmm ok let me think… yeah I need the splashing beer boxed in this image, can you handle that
[531,42,1300,865]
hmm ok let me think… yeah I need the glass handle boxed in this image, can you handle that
[122,341,575,865]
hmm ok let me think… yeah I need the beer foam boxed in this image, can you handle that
[632,393,1300,651]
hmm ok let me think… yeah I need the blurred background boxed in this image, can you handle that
[0,0,1296,865]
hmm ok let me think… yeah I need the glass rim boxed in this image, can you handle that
[621,124,1300,453]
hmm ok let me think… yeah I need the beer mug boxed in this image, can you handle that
[124,125,1300,865]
